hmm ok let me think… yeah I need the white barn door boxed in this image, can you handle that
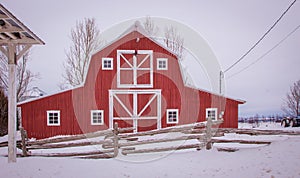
[109,90,161,132]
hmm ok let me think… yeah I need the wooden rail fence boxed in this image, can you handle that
[1,118,295,159]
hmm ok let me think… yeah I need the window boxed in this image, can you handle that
[157,58,168,70]
[102,58,113,70]
[167,109,179,124]
[91,110,104,125]
[206,108,218,121]
[117,50,153,88]
[47,110,60,126]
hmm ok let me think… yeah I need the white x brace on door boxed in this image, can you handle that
[109,90,161,133]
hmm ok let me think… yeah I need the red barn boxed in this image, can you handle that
[18,22,245,139]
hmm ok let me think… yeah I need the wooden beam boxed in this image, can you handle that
[0,26,24,33]
[29,149,114,158]
[7,43,17,163]
[0,33,8,40]
[0,14,9,19]
[27,140,110,150]
[0,36,41,45]
[122,143,201,155]
[113,123,119,157]
[4,32,17,40]
[212,138,271,145]
[16,44,32,61]
[20,128,28,157]
[27,129,113,145]
[104,134,205,149]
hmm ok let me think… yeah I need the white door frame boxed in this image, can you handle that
[109,89,161,132]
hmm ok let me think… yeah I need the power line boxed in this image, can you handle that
[224,0,297,73]
[227,24,300,79]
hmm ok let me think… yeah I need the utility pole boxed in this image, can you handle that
[219,70,224,95]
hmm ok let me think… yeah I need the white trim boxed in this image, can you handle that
[117,50,153,88]
[113,117,158,120]
[133,92,138,133]
[157,58,168,70]
[166,109,179,124]
[102,57,113,70]
[109,91,113,130]
[206,108,218,121]
[90,110,104,125]
[47,110,60,126]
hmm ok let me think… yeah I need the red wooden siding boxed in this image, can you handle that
[19,30,244,139]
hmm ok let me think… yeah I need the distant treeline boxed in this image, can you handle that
[238,115,283,123]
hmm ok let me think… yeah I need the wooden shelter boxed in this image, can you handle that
[0,4,44,162]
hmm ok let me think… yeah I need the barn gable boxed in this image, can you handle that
[18,21,245,139]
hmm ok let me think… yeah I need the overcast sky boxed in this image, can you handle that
[2,0,300,117]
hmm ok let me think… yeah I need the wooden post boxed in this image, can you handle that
[20,127,28,157]
[113,122,119,157]
[206,117,212,150]
[8,44,17,163]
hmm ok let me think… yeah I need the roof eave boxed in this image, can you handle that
[0,4,45,45]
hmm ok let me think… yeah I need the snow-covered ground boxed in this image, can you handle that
[1,123,300,178]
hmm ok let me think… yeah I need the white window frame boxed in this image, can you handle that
[91,110,104,125]
[102,57,113,70]
[47,110,60,126]
[117,50,153,88]
[206,108,218,121]
[166,109,179,124]
[157,58,168,70]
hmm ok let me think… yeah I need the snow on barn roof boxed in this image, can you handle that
[18,21,245,105]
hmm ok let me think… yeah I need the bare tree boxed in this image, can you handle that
[0,47,37,102]
[63,18,101,87]
[142,16,184,59]
[16,52,37,102]
[143,16,159,37]
[282,79,300,117]
[164,26,184,59]
[0,51,8,91]
[0,88,8,136]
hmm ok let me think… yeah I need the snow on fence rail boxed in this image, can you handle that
[2,118,297,159]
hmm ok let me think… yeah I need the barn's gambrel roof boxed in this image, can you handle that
[18,21,245,106]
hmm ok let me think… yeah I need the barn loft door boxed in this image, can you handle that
[109,90,161,133]
[117,50,153,88]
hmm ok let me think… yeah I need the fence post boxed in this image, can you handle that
[206,117,212,150]
[20,127,28,157]
[113,122,119,157]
